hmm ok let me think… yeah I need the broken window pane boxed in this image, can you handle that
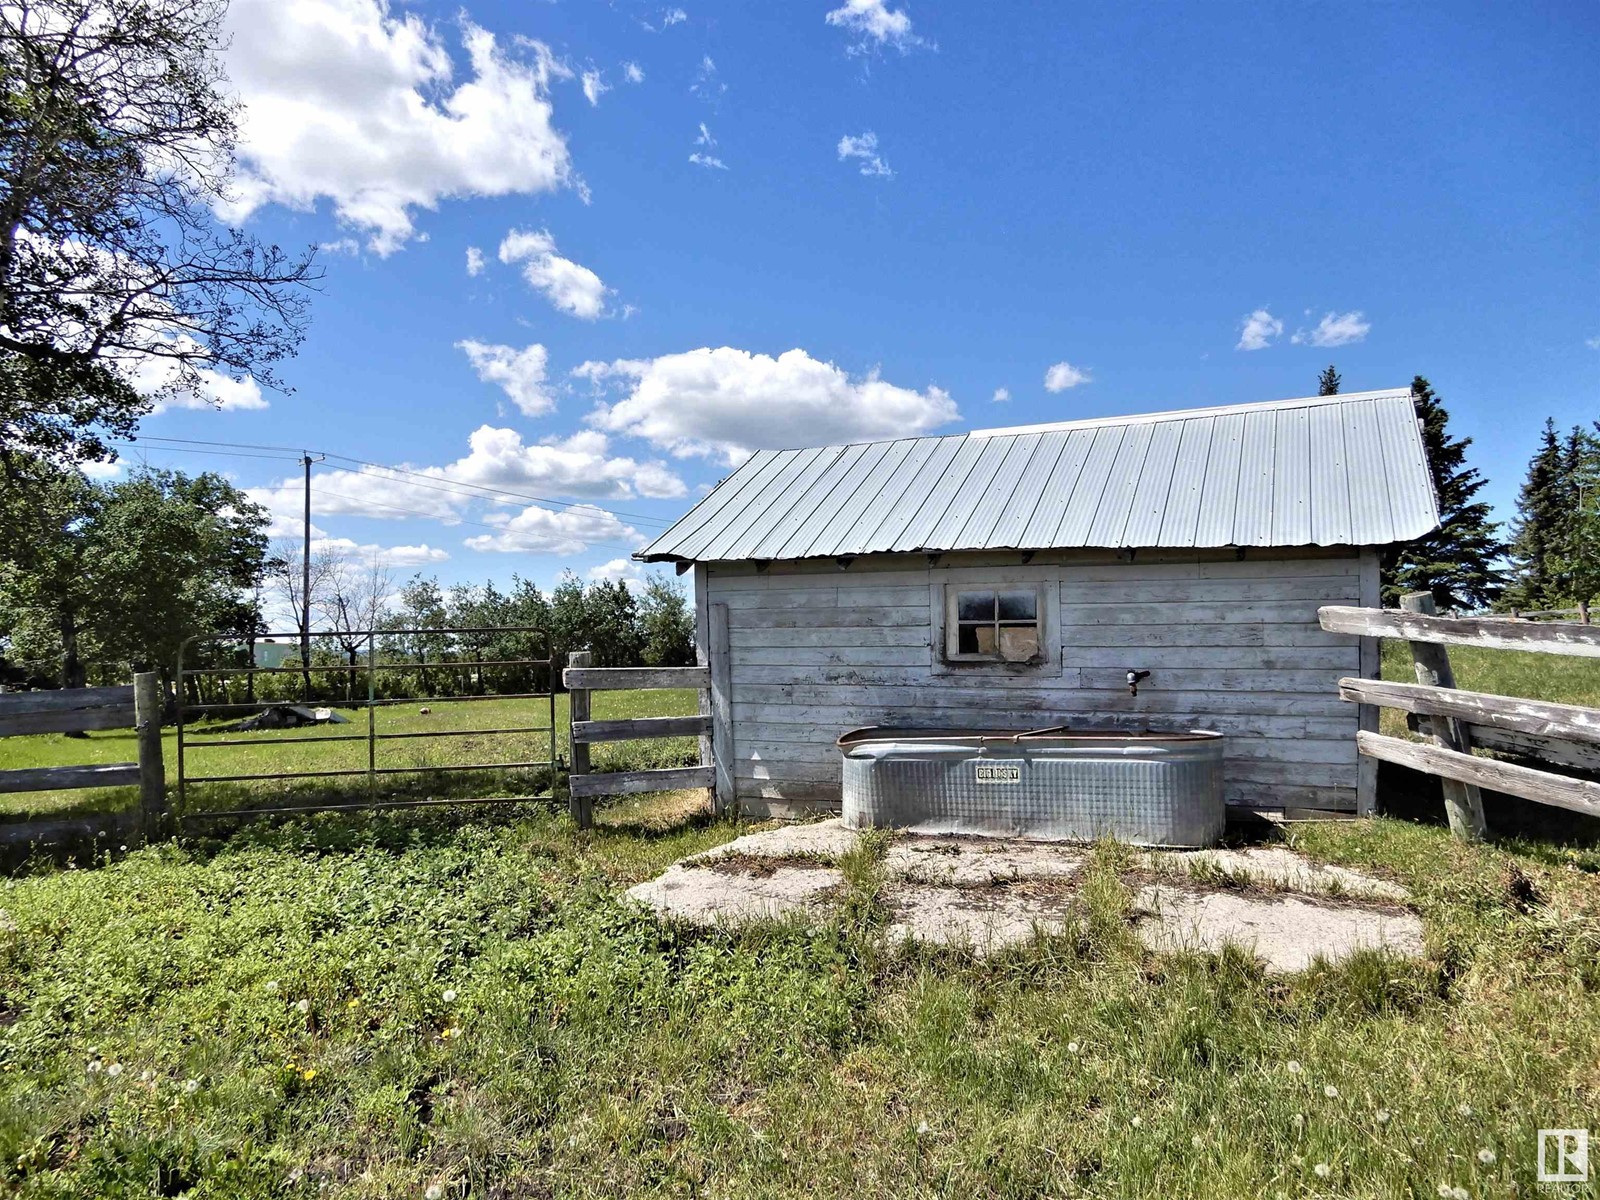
[999,626,1039,661]
[957,623,982,654]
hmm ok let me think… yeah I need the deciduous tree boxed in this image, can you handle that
[0,0,317,469]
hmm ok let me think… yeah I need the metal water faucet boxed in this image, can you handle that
[1126,669,1151,696]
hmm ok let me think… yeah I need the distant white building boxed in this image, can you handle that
[254,639,295,669]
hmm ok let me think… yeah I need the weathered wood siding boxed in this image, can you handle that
[701,549,1370,818]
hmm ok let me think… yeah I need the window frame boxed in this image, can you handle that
[930,572,1061,677]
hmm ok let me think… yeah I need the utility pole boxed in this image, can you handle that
[301,452,313,700]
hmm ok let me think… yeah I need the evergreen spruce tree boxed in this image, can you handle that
[1382,376,1506,609]
[1501,419,1568,611]
[1317,365,1341,396]
[1551,424,1600,610]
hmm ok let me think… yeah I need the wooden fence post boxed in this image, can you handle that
[133,672,167,841]
[1400,592,1488,840]
[567,651,592,830]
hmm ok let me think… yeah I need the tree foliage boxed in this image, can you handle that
[1510,422,1600,612]
[0,458,271,683]
[1317,365,1340,396]
[1381,376,1506,609]
[0,0,318,468]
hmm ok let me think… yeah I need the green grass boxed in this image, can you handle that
[0,691,702,821]
[1380,641,1600,738]
[0,803,1596,1197]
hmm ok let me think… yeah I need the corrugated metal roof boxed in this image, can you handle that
[635,388,1440,563]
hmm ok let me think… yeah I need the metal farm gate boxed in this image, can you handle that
[173,626,558,820]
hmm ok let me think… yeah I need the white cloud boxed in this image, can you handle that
[1043,361,1091,392]
[319,237,361,255]
[221,1,574,255]
[689,122,727,169]
[246,426,685,529]
[578,346,960,462]
[691,54,724,100]
[826,0,928,53]
[1236,308,1283,351]
[465,246,485,276]
[1291,311,1371,347]
[132,354,270,415]
[991,387,1010,403]
[623,61,645,84]
[581,68,609,106]
[457,340,554,415]
[661,7,687,27]
[465,503,640,555]
[432,425,686,500]
[313,537,450,566]
[496,228,608,319]
[79,459,124,479]
[837,131,893,178]
[588,557,647,589]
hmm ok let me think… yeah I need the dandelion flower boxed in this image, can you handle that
[1375,1109,1392,1124]
[140,1069,154,1083]
[265,980,280,994]
[1477,1149,1495,1165]
[1130,1116,1143,1128]
[443,989,457,1003]
[1437,1187,1453,1199]
[1457,1103,1473,1117]
[425,1185,444,1200]
[86,1060,103,1075]
[184,1079,200,1094]
[1451,1189,1469,1200]
[1191,1134,1204,1149]
[296,999,311,1015]
[1324,1085,1339,1099]
[1286,1060,1302,1074]
[1313,1163,1331,1178]
[106,1063,123,1078]
[916,1120,930,1135]
[1066,1042,1079,1054]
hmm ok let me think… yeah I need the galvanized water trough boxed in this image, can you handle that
[837,726,1226,848]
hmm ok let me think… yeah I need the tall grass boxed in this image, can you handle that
[0,802,1594,1197]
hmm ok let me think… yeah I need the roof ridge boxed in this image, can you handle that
[968,388,1412,440]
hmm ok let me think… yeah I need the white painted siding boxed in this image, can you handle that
[704,550,1367,818]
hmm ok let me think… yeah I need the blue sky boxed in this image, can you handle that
[119,0,1599,596]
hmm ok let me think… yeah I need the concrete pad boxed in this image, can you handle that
[1152,847,1411,902]
[883,839,1088,886]
[886,884,1077,951]
[1131,884,1425,974]
[626,862,843,925]
[685,818,861,865]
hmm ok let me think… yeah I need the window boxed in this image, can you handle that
[945,586,1044,663]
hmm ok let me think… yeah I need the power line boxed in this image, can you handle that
[126,434,675,528]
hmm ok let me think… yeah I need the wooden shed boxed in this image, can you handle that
[635,388,1441,820]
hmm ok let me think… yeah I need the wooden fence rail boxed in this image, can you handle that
[563,629,728,829]
[1320,595,1600,840]
[0,672,167,846]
